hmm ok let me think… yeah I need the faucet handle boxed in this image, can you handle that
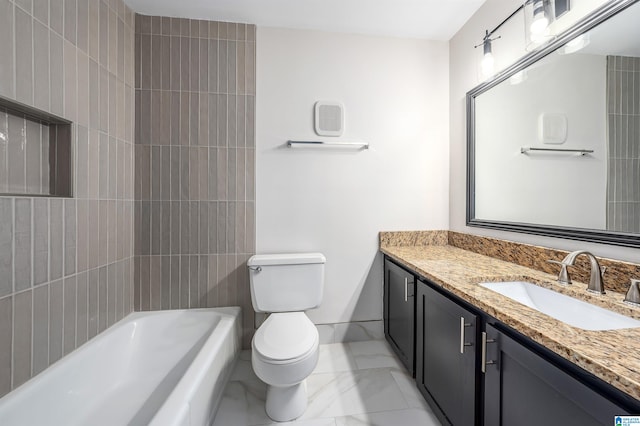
[547,259,572,285]
[624,279,640,306]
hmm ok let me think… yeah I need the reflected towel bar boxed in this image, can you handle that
[521,147,594,155]
[287,140,369,149]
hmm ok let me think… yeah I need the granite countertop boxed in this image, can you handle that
[381,244,640,400]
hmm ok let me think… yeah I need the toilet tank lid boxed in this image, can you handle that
[248,253,326,266]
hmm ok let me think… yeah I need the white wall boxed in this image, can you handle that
[475,52,607,229]
[256,27,449,324]
[450,0,640,263]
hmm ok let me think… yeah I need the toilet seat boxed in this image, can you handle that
[253,312,318,363]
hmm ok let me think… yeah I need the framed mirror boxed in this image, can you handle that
[467,0,640,248]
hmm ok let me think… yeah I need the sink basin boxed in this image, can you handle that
[479,281,640,331]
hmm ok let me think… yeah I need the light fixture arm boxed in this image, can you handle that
[474,30,501,52]
[474,3,524,50]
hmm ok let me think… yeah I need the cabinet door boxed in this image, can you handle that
[484,324,629,426]
[384,259,415,375]
[416,281,478,426]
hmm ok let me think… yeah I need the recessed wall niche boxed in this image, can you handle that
[0,97,73,198]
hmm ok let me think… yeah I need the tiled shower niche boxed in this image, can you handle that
[0,101,72,197]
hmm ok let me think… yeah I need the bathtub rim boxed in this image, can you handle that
[149,306,241,425]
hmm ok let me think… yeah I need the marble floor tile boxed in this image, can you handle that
[212,379,271,426]
[314,343,358,374]
[389,368,431,410]
[316,325,336,344]
[229,350,260,383]
[301,368,409,419]
[334,408,441,426]
[347,341,403,370]
[263,418,338,426]
[211,340,441,426]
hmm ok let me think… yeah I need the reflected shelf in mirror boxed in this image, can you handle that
[520,147,594,155]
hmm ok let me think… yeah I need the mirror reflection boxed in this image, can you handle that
[473,1,640,235]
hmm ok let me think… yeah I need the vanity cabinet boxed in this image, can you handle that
[483,323,631,426]
[416,280,479,426]
[383,258,416,375]
[383,255,640,426]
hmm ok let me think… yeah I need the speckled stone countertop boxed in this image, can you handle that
[381,242,640,401]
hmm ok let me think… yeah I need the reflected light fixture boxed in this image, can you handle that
[562,33,590,54]
[509,70,528,85]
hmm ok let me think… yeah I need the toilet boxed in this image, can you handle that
[247,253,326,422]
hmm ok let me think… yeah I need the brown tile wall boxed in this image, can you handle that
[0,0,136,398]
[134,16,256,348]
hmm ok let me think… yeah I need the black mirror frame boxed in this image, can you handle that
[466,0,640,248]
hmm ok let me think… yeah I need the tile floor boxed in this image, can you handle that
[212,340,442,426]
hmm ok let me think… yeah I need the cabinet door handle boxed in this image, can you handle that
[404,278,408,302]
[459,317,472,354]
[481,331,497,373]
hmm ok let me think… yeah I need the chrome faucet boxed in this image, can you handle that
[624,279,640,306]
[559,250,605,294]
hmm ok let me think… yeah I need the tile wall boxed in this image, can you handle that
[0,0,136,398]
[133,16,256,347]
[607,55,640,233]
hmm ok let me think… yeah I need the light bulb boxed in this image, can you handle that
[530,12,549,35]
[529,0,549,39]
[481,52,494,77]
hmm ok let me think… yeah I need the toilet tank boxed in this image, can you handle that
[247,253,326,313]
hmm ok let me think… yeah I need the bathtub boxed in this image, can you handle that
[0,307,241,426]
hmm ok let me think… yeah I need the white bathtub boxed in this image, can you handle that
[0,307,241,426]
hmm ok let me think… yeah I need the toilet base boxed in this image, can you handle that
[265,380,308,422]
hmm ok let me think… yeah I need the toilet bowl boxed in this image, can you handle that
[247,253,326,422]
[252,312,319,421]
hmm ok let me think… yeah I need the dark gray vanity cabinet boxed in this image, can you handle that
[483,323,630,426]
[416,280,479,426]
[383,258,416,375]
[383,255,640,426]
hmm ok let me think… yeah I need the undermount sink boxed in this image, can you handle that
[479,281,640,331]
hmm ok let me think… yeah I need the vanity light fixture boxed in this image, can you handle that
[530,0,550,39]
[474,5,523,79]
[524,0,569,50]
[478,30,499,77]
